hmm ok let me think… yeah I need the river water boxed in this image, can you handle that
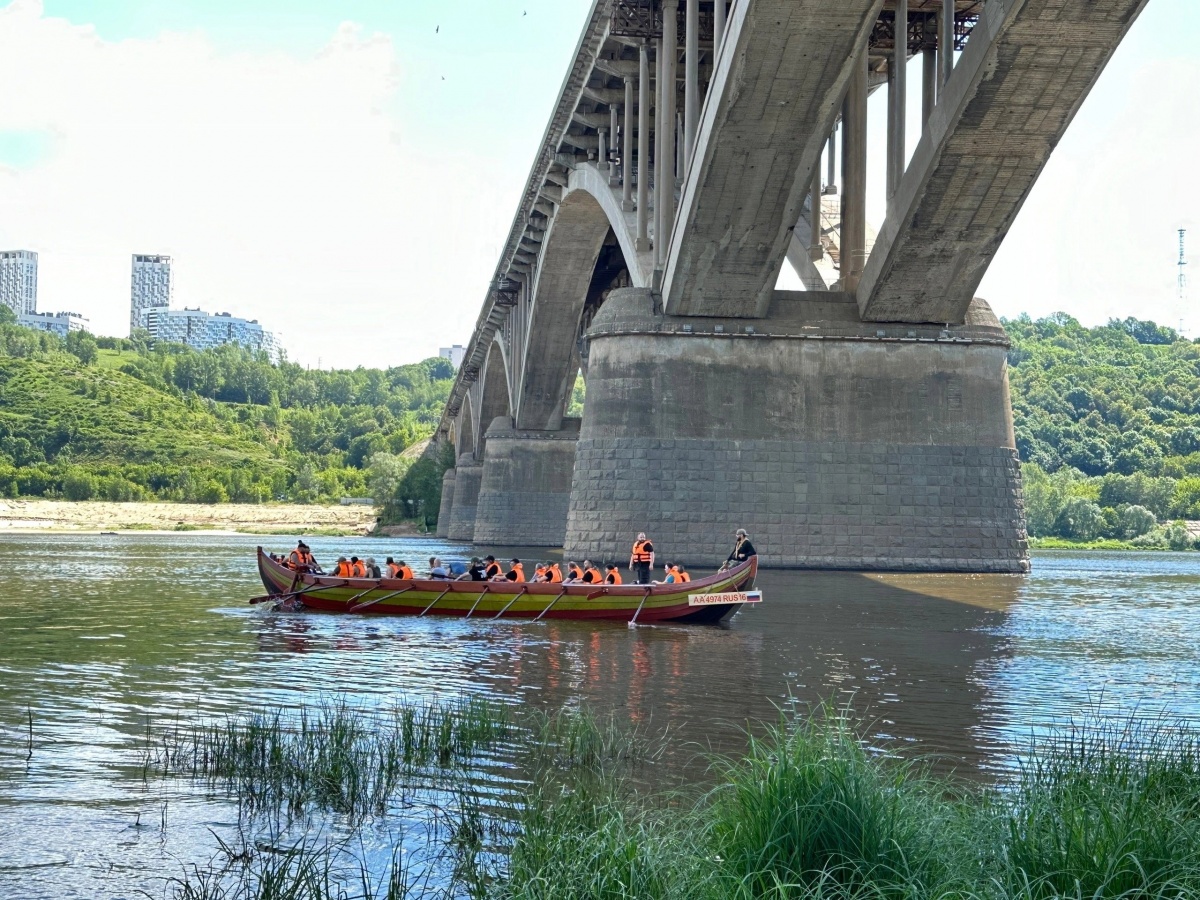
[1,534,1199,898]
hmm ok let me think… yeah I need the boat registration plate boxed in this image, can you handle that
[688,590,762,607]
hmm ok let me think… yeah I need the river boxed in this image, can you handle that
[1,534,1198,898]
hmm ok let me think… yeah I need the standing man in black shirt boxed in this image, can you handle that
[629,532,655,584]
[727,528,757,565]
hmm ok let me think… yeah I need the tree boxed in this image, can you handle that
[0,305,16,325]
[1054,497,1106,541]
[65,331,98,365]
[367,452,411,517]
[1118,505,1156,539]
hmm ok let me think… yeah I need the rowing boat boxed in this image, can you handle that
[255,547,759,624]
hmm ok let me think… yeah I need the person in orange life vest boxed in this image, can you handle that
[395,561,413,580]
[629,533,655,584]
[546,563,563,583]
[386,557,400,578]
[483,556,502,579]
[565,561,583,582]
[286,541,315,571]
[605,565,623,585]
[658,563,678,584]
[349,556,366,578]
[333,556,353,577]
[532,563,548,582]
[581,561,603,584]
[502,559,525,582]
[677,566,691,582]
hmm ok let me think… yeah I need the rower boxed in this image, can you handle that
[333,556,352,577]
[565,561,583,583]
[547,562,563,583]
[581,560,602,584]
[727,528,757,565]
[605,565,622,585]
[429,557,450,578]
[502,558,525,582]
[364,557,381,578]
[460,557,486,581]
[386,556,400,578]
[677,566,691,582]
[629,533,655,584]
[532,563,548,582]
[483,555,502,579]
[349,556,366,578]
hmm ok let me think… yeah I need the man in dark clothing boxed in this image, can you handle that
[727,528,757,564]
[629,532,654,584]
[460,557,487,581]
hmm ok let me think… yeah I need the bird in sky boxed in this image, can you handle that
[435,24,439,33]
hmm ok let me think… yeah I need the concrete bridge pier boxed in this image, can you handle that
[473,418,581,546]
[446,453,483,542]
[563,288,1029,573]
[435,468,456,538]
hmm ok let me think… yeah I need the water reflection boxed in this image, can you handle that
[1,536,1200,897]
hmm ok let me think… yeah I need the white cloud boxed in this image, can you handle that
[0,0,512,368]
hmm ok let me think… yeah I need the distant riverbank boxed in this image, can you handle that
[0,499,383,536]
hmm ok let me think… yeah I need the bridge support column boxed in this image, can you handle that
[435,468,456,538]
[473,418,580,546]
[622,75,634,210]
[563,288,1028,573]
[636,44,650,249]
[446,454,483,542]
[840,43,868,290]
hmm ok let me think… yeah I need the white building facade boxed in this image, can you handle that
[0,250,38,316]
[130,254,172,335]
[439,344,466,369]
[141,307,280,358]
[19,311,89,337]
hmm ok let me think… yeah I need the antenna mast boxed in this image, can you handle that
[1179,229,1188,333]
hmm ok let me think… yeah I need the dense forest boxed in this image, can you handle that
[4,303,1200,544]
[0,307,453,518]
[1007,314,1200,546]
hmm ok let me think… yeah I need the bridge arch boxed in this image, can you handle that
[477,338,512,459]
[455,392,476,461]
[516,179,637,431]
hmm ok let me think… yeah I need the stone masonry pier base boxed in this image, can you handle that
[446,454,482,542]
[435,468,456,538]
[563,288,1029,573]
[473,417,581,546]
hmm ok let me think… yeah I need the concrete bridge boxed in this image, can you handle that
[434,0,1148,572]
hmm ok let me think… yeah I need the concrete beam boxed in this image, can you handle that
[661,0,885,318]
[858,0,1151,324]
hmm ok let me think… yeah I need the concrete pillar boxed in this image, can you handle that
[654,37,666,266]
[446,453,483,542]
[887,4,907,200]
[636,44,650,250]
[435,468,456,538]
[623,75,635,210]
[658,2,678,265]
[684,0,699,173]
[609,105,619,179]
[938,0,954,92]
[714,0,726,62]
[563,288,1029,573]
[840,44,868,291]
[809,169,822,262]
[472,418,581,546]
[922,46,936,125]
[598,127,608,175]
[826,128,836,192]
[676,112,685,180]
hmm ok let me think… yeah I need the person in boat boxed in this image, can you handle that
[581,560,603,584]
[333,556,352,577]
[429,557,450,579]
[458,557,487,581]
[565,561,583,583]
[532,563,548,582]
[605,565,623,585]
[546,562,563,583]
[349,556,366,578]
[387,558,414,579]
[657,563,678,584]
[727,529,757,565]
[500,558,525,582]
[286,541,320,573]
[483,555,502,579]
[629,533,655,584]
[674,565,691,583]
[364,557,381,578]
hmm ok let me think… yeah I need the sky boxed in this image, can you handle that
[0,0,1196,369]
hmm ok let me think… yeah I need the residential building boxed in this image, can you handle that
[439,344,466,369]
[140,306,280,358]
[0,250,38,316]
[130,254,172,335]
[19,311,89,337]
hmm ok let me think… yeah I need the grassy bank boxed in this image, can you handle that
[152,701,1200,900]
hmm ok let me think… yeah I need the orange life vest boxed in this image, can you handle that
[507,563,525,583]
[547,565,563,583]
[605,568,622,585]
[533,566,548,581]
[286,550,303,569]
[678,570,691,582]
[485,562,502,579]
[631,540,653,563]
[334,560,352,577]
[567,564,582,581]
[399,565,413,580]
[584,567,602,584]
[350,560,366,578]
[387,563,401,578]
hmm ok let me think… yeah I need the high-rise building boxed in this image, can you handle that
[19,310,89,337]
[130,254,172,335]
[439,344,466,369]
[0,250,38,316]
[140,307,280,359]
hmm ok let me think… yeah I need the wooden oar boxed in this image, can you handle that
[417,585,454,617]
[492,585,529,619]
[533,587,569,622]
[463,584,489,619]
[248,579,348,604]
[348,585,414,614]
[628,586,654,625]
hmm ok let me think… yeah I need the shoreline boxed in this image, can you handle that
[0,499,386,537]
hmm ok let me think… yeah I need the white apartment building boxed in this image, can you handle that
[130,254,172,335]
[0,250,38,316]
[19,310,89,337]
[439,344,466,368]
[141,307,280,358]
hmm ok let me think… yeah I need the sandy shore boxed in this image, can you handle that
[0,500,382,536]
